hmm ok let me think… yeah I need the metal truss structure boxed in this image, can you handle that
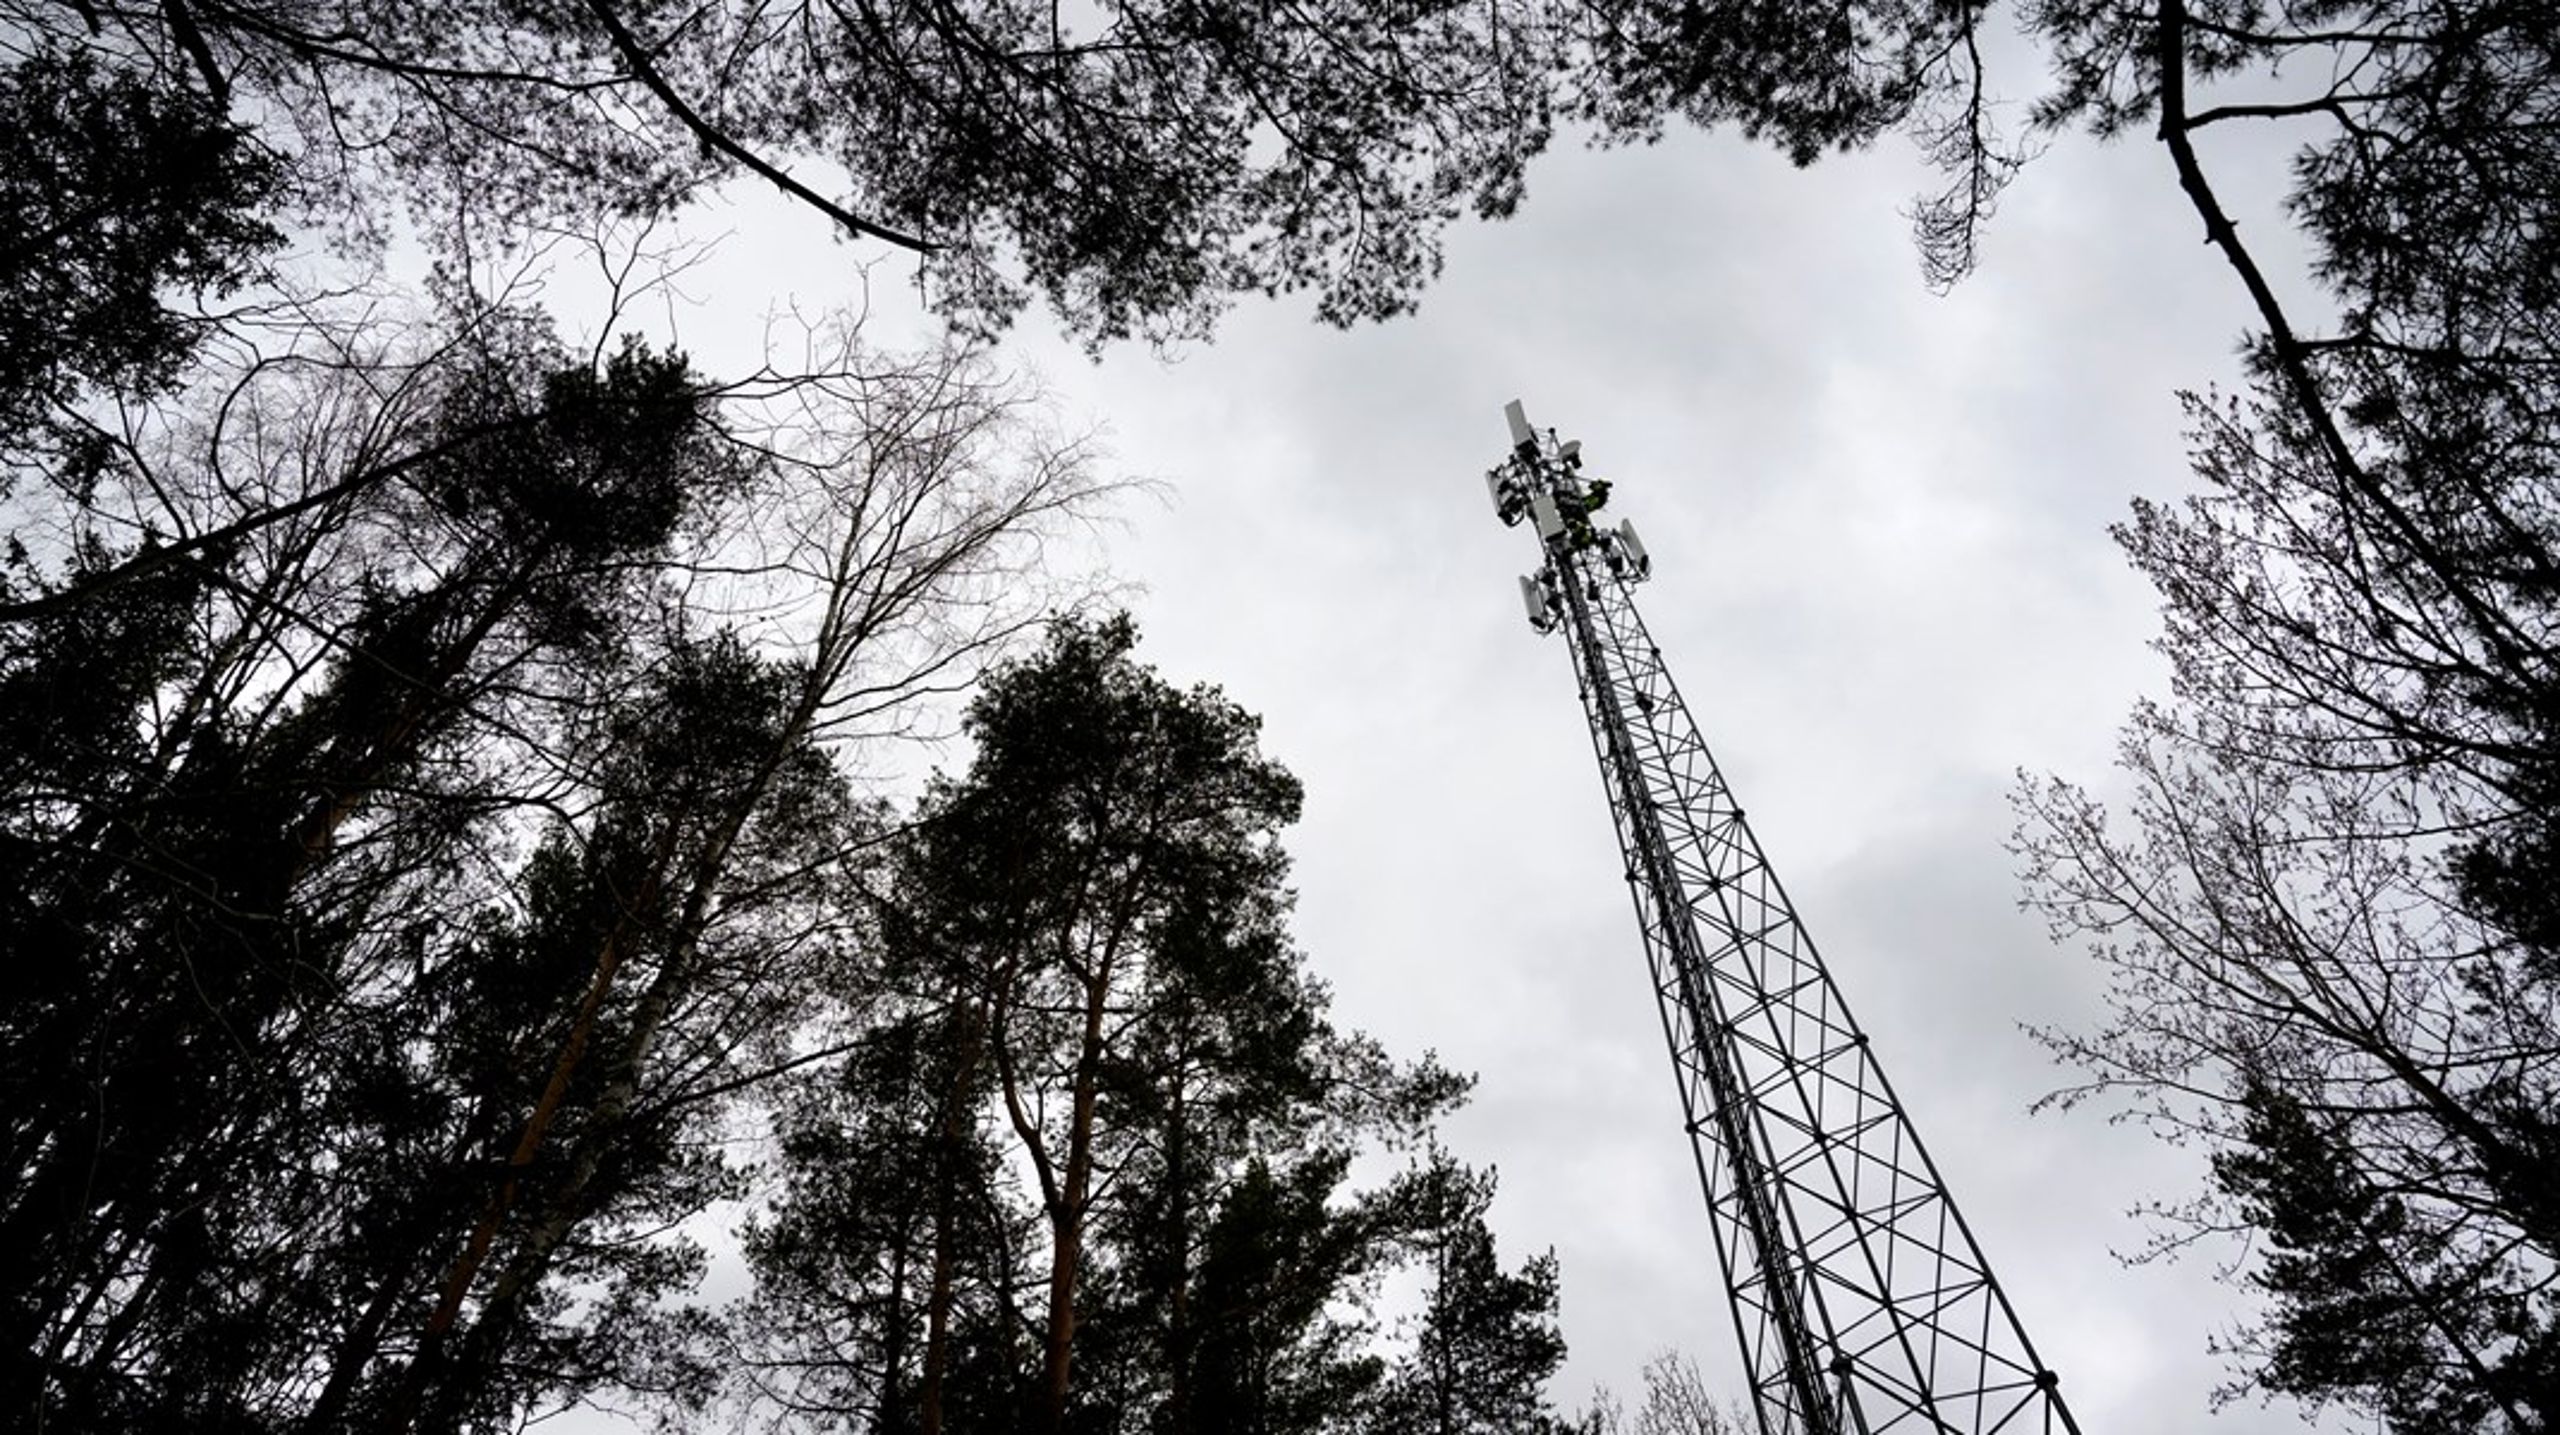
[1485,402,2081,1435]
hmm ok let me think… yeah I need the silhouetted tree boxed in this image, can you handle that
[1173,1153,1390,1435]
[737,618,1547,1435]
[1578,1350,1745,1435]
[0,296,1110,1432]
[0,318,756,1429]
[1626,1351,1743,1435]
[2209,1082,2560,1434]
[1977,5,2560,1428]
[909,614,1310,1432]
[741,1009,1032,1435]
[1369,1154,1572,1435]
[0,45,280,469]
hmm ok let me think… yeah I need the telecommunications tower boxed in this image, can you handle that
[1485,402,2079,1435]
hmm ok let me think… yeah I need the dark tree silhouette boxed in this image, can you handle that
[1368,1154,1572,1435]
[736,618,1558,1435]
[0,47,279,457]
[2013,6,2560,1428]
[0,296,1110,1431]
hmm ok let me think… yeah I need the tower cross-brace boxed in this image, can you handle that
[1488,401,2081,1435]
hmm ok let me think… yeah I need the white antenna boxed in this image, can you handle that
[1617,519,1651,579]
[1518,575,1556,633]
[1503,398,1536,455]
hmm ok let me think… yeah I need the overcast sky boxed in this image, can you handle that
[523,65,2353,1434]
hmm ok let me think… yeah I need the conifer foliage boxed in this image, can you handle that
[737,617,1571,1434]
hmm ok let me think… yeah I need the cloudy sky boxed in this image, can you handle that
[528,55,2348,1433]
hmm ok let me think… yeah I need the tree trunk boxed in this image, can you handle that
[400,721,790,1433]
[1037,966,1111,1433]
[919,994,984,1435]
[879,1233,911,1435]
[919,1219,955,1435]
[422,876,707,1430]
[301,1252,420,1435]
[1164,1071,1192,1435]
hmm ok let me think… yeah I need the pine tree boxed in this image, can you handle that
[1370,1155,1571,1435]
[740,617,1525,1435]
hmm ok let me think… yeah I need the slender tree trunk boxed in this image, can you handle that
[304,1089,514,1434]
[919,1215,955,1435]
[879,1234,911,1435]
[1164,1072,1192,1435]
[380,845,670,1435]
[421,889,705,1431]
[402,715,797,1433]
[1037,966,1111,1434]
[1431,1234,1454,1435]
[414,899,648,1326]
[919,994,985,1435]
[302,1253,420,1434]
[44,1215,154,1426]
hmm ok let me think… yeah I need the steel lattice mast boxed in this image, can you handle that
[1485,402,2080,1435]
